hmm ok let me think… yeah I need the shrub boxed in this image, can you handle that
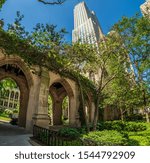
[82,130,128,146]
[125,114,144,122]
[58,128,80,139]
[97,121,125,131]
[13,109,19,113]
[124,122,147,132]
[129,136,150,146]
[4,109,13,116]
[97,121,147,132]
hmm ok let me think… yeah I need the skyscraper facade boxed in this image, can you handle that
[140,0,150,16]
[72,1,104,45]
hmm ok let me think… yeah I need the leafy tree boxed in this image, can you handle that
[91,33,132,129]
[0,0,6,9]
[112,14,150,122]
[62,42,97,132]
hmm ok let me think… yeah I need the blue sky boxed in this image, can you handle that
[0,0,145,42]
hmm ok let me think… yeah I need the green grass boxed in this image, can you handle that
[0,112,11,122]
[0,115,11,122]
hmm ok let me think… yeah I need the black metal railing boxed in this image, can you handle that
[32,125,82,146]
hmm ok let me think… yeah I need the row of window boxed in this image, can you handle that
[0,100,18,108]
[0,91,19,99]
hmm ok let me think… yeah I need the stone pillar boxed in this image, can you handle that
[25,72,40,131]
[69,87,81,127]
[32,68,50,129]
[18,82,29,127]
[53,99,63,125]
[69,97,76,126]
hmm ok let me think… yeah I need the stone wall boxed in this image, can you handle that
[0,51,96,131]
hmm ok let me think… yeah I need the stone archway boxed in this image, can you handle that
[49,79,74,126]
[0,56,33,127]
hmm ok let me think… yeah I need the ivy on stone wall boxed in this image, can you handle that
[0,28,96,96]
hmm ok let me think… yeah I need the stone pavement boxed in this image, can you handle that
[0,121,32,146]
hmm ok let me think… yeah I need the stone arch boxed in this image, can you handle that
[49,79,74,125]
[0,55,33,88]
[0,55,33,127]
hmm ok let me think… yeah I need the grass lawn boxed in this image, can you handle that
[0,115,11,122]
[0,112,11,122]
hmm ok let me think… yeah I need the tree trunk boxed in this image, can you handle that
[120,108,125,121]
[93,94,100,130]
[146,112,150,123]
[142,89,150,123]
[78,77,90,132]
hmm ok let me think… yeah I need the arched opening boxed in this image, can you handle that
[0,63,31,127]
[49,80,74,126]
[48,94,53,125]
[0,78,20,122]
[62,96,69,125]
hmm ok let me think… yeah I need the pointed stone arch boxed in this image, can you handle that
[49,78,74,125]
[0,54,33,127]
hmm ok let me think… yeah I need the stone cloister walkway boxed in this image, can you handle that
[0,121,32,146]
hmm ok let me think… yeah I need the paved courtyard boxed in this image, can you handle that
[0,121,32,146]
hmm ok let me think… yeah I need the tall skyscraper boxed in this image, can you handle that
[72,1,104,45]
[140,0,150,16]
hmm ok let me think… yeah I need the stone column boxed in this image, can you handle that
[25,71,40,131]
[69,85,80,127]
[18,82,29,127]
[32,68,50,128]
[53,99,63,125]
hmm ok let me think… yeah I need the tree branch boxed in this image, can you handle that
[101,74,117,91]
[38,0,66,5]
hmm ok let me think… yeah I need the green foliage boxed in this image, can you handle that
[48,95,52,118]
[0,78,18,95]
[128,135,150,146]
[82,130,128,146]
[128,123,150,146]
[124,122,147,132]
[0,115,10,121]
[125,114,144,121]
[0,111,9,118]
[97,121,147,132]
[4,109,13,115]
[58,127,81,139]
[0,12,97,98]
[0,0,6,9]
[112,15,150,115]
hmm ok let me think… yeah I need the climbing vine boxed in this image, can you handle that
[0,27,96,94]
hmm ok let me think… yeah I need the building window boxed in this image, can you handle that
[6,90,10,97]
[0,100,3,106]
[15,92,19,100]
[10,91,14,99]
[4,101,8,107]
[14,104,17,108]
[9,103,13,108]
